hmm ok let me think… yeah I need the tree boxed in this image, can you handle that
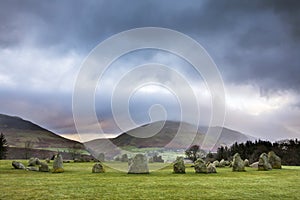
[0,132,8,159]
[185,145,206,162]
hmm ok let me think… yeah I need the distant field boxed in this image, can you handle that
[0,160,299,200]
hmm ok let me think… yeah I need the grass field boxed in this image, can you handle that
[0,160,299,200]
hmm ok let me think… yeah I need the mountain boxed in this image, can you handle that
[0,113,83,149]
[86,121,255,155]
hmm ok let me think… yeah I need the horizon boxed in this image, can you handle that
[0,1,300,142]
[1,112,293,144]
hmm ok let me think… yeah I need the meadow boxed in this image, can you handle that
[0,160,299,200]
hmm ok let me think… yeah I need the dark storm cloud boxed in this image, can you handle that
[1,0,299,92]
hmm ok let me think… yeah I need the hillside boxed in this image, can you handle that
[86,121,255,156]
[0,113,83,149]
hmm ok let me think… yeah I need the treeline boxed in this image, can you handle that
[215,139,300,166]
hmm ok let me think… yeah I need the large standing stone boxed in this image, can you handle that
[52,154,64,173]
[207,163,217,173]
[28,157,41,166]
[39,162,50,172]
[128,154,149,174]
[194,158,207,173]
[268,151,281,169]
[92,163,105,173]
[258,153,272,171]
[173,156,185,174]
[12,161,25,169]
[232,153,245,172]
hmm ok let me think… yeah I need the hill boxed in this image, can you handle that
[0,113,83,149]
[86,121,255,157]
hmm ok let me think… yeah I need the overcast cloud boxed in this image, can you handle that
[0,0,299,141]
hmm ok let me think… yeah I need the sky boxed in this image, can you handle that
[0,0,300,142]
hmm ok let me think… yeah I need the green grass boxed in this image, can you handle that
[0,160,299,200]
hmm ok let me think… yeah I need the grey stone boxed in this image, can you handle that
[173,156,185,174]
[232,153,245,172]
[128,154,149,174]
[250,161,259,168]
[53,154,64,173]
[26,166,39,171]
[92,163,105,173]
[28,157,41,166]
[244,159,250,167]
[225,161,231,166]
[12,161,25,169]
[219,159,226,167]
[258,153,272,171]
[39,162,50,172]
[207,163,217,173]
[213,160,220,167]
[268,151,281,169]
[194,158,207,173]
[206,161,211,167]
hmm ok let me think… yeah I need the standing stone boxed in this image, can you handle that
[194,158,207,173]
[244,159,250,167]
[12,161,25,169]
[173,156,185,174]
[92,163,105,173]
[52,154,64,173]
[213,160,220,167]
[207,163,217,173]
[128,154,149,174]
[28,157,41,166]
[258,153,272,171]
[268,151,281,169]
[39,162,50,172]
[250,161,259,168]
[232,153,245,172]
[219,159,226,167]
